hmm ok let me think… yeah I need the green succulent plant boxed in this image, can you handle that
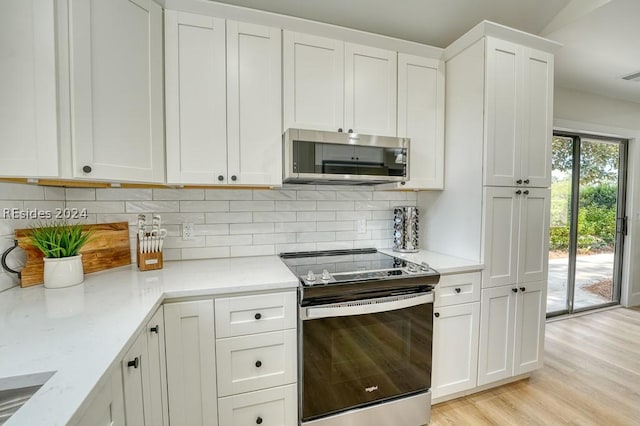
[29,222,92,259]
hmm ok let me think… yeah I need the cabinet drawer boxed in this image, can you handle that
[217,329,297,396]
[218,384,297,426]
[215,291,297,338]
[435,272,481,307]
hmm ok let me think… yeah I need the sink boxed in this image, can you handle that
[0,372,54,425]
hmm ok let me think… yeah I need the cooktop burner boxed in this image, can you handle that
[279,248,436,287]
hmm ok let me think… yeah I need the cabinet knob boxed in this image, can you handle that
[254,312,262,320]
[127,357,139,369]
[255,360,262,368]
[82,165,92,173]
[516,190,522,195]
[150,325,159,334]
[512,288,518,293]
[256,417,263,425]
[231,175,237,181]
[218,175,224,181]
[338,128,343,132]
[523,190,530,195]
[454,287,461,294]
[434,312,440,318]
[348,129,354,133]
[524,179,530,184]
[520,286,526,292]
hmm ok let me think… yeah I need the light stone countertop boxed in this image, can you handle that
[0,250,482,425]
[0,255,299,426]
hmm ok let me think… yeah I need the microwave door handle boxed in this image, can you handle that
[302,293,433,320]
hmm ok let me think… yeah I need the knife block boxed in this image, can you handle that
[136,235,163,271]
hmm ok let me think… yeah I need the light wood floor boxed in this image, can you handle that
[430,307,640,425]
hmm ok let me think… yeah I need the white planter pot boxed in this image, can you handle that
[43,254,84,289]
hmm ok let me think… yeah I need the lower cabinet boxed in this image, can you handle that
[477,281,546,386]
[218,384,298,426]
[74,367,125,426]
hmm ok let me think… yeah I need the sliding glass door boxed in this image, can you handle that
[547,132,627,316]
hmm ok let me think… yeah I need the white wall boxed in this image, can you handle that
[554,86,640,307]
[0,183,410,292]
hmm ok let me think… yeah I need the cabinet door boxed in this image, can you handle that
[165,11,227,184]
[513,280,546,375]
[75,367,125,426]
[0,1,58,178]
[484,38,521,187]
[397,54,445,189]
[218,384,297,426]
[145,307,169,426]
[482,187,520,288]
[521,48,553,188]
[283,32,344,132]
[435,272,481,307]
[432,302,480,399]
[122,332,151,426]
[227,21,282,186]
[345,43,397,136]
[69,0,164,182]
[477,285,516,386]
[164,300,217,426]
[518,188,550,284]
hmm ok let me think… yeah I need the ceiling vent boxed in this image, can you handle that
[621,71,640,82]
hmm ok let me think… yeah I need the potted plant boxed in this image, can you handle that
[29,222,92,289]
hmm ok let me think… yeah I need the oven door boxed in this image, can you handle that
[300,292,433,422]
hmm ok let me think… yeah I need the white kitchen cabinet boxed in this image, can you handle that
[434,272,481,308]
[0,0,58,178]
[432,302,480,400]
[218,384,297,426]
[165,12,281,186]
[164,300,217,426]
[482,187,550,288]
[484,38,553,188]
[394,53,445,189]
[165,11,227,184]
[145,307,169,426]
[122,331,151,425]
[75,367,125,426]
[477,280,546,386]
[284,32,397,136]
[68,0,164,183]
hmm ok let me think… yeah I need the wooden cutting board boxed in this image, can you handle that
[15,222,131,287]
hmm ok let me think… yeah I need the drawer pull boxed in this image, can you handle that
[255,360,262,368]
[434,312,440,318]
[454,287,461,293]
[150,325,159,334]
[254,312,262,320]
[520,286,526,292]
[512,288,518,293]
[256,417,263,425]
[127,357,139,369]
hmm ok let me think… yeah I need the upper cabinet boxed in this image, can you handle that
[284,32,397,137]
[484,38,553,188]
[0,1,58,178]
[68,0,165,183]
[165,13,282,186]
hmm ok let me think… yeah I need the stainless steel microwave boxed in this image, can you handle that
[282,128,410,185]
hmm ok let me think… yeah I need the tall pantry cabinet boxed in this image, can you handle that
[418,22,559,397]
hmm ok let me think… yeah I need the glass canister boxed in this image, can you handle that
[393,206,419,252]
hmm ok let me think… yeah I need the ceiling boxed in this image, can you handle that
[211,0,640,104]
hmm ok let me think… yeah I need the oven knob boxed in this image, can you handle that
[408,264,418,273]
[321,269,331,281]
[306,271,316,282]
[420,262,430,271]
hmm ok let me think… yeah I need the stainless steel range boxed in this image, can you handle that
[279,248,440,426]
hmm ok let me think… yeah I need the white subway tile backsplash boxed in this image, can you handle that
[336,191,372,201]
[316,201,354,211]
[253,190,296,200]
[335,231,372,241]
[275,222,316,233]
[296,191,336,200]
[230,201,274,212]
[297,232,335,243]
[297,211,336,222]
[96,188,152,200]
[316,241,355,251]
[406,192,417,201]
[229,223,274,235]
[253,233,296,245]
[230,245,275,257]
[372,210,394,220]
[194,224,229,236]
[373,191,408,201]
[96,213,140,226]
[275,201,316,211]
[206,212,252,224]
[335,211,372,221]
[126,201,178,213]
[65,188,96,201]
[371,229,392,240]
[276,242,316,253]
[355,201,389,211]
[206,235,252,247]
[0,183,44,200]
[44,187,66,200]
[253,212,296,223]
[206,189,253,200]
[162,248,182,261]
[0,271,18,292]
[180,201,229,213]
[67,201,126,214]
[159,213,206,224]
[163,236,206,248]
[154,188,205,200]
[182,247,230,260]
[366,220,392,230]
[317,221,354,232]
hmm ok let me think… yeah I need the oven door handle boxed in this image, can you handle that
[302,292,433,320]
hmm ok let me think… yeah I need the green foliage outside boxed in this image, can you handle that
[549,137,619,252]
